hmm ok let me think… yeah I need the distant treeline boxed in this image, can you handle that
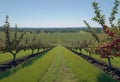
[0,26,102,33]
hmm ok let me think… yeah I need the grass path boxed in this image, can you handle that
[0,46,117,82]
[39,46,76,82]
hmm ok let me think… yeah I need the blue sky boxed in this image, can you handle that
[0,0,119,28]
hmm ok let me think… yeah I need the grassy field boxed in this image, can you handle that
[0,46,116,82]
[0,32,92,62]
[0,32,93,45]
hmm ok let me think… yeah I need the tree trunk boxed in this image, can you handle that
[108,57,112,68]
[10,51,17,63]
[11,53,17,65]
[32,49,34,55]
[43,48,46,51]
[37,48,39,53]
[80,49,82,53]
[10,50,20,65]
[12,54,16,62]
[89,52,91,57]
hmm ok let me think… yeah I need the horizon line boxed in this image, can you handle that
[0,26,102,28]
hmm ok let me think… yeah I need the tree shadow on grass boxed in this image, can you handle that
[96,72,117,82]
[0,53,45,80]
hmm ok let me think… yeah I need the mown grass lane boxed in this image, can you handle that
[0,46,116,82]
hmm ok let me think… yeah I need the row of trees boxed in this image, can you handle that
[63,39,89,54]
[0,15,54,63]
[65,0,120,68]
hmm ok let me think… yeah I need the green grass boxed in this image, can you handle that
[61,46,116,82]
[0,47,56,82]
[0,32,93,45]
[0,46,116,82]
[0,49,43,62]
[0,50,45,79]
[39,46,76,82]
[82,49,120,68]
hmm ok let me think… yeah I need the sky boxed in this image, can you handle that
[0,0,120,28]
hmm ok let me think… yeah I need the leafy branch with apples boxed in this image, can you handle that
[84,0,120,68]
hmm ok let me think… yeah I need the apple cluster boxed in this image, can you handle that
[98,25,120,58]
[103,25,116,37]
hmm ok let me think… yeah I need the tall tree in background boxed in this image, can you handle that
[3,15,26,63]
